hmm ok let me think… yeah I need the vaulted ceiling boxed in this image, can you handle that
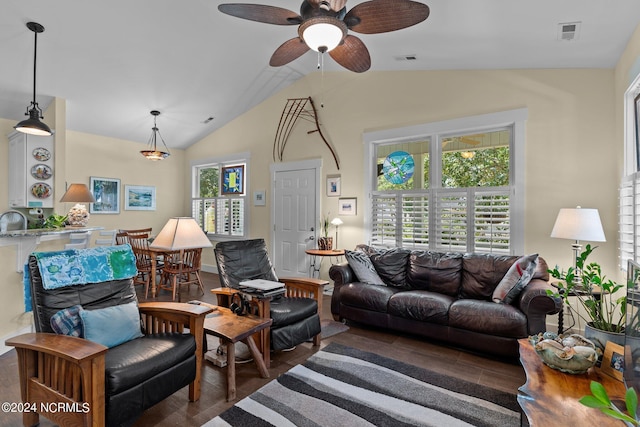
[1,0,639,150]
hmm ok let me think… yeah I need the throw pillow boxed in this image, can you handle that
[50,304,83,337]
[345,250,386,285]
[80,302,143,348]
[492,254,539,304]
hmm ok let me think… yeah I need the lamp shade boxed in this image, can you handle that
[59,184,96,203]
[550,207,606,242]
[331,217,343,226]
[150,217,213,250]
[300,17,346,53]
[15,109,52,136]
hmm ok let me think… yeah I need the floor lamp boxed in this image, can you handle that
[331,217,343,250]
[550,206,606,288]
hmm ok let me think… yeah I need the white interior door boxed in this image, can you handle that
[272,162,319,277]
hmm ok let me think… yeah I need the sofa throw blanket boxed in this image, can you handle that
[34,244,137,290]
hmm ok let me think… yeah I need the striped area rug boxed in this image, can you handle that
[204,343,520,427]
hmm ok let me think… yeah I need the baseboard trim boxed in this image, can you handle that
[202,263,218,274]
[1,324,33,356]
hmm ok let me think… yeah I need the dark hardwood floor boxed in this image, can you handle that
[0,272,525,427]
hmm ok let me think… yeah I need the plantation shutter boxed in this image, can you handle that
[473,190,511,254]
[434,191,468,252]
[371,194,398,246]
[620,173,640,267]
[401,194,429,248]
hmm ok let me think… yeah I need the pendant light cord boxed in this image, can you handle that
[32,30,38,106]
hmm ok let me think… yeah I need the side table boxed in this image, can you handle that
[518,338,626,426]
[203,307,272,401]
[305,248,345,278]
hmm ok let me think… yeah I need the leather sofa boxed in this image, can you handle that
[329,247,562,358]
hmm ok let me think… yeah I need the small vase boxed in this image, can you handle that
[317,237,333,250]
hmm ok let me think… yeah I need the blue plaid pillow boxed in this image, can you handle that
[50,305,83,337]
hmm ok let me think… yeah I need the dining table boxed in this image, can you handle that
[147,246,175,298]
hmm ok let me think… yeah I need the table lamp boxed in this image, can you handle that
[550,206,605,286]
[331,217,343,250]
[59,183,96,227]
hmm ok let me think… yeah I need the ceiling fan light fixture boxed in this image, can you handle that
[461,151,475,159]
[15,22,52,137]
[300,17,346,53]
[141,110,170,161]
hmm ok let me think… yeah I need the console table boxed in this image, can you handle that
[518,338,626,426]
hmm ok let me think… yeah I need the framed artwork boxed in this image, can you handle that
[602,341,625,381]
[338,198,357,216]
[327,175,341,196]
[90,177,120,214]
[253,190,266,206]
[124,185,156,211]
[222,165,245,195]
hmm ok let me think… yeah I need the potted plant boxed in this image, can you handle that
[548,244,628,349]
[317,214,333,250]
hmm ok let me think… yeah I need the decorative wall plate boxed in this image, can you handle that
[32,147,51,161]
[31,164,52,180]
[31,182,52,199]
[382,151,415,184]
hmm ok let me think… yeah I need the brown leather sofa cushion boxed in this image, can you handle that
[460,254,519,300]
[448,299,527,337]
[388,291,454,325]
[339,283,400,313]
[407,251,463,296]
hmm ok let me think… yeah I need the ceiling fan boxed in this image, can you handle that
[218,0,430,73]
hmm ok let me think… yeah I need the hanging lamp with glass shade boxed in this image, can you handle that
[141,110,170,161]
[15,22,52,136]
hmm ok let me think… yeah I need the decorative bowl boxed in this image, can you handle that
[529,332,598,374]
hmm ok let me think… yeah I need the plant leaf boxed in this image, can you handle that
[627,387,638,419]
[590,381,612,405]
[579,395,609,408]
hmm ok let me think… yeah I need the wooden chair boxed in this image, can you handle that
[64,231,92,249]
[6,248,211,427]
[115,231,129,245]
[119,227,152,238]
[161,248,205,300]
[94,229,117,246]
[128,233,160,298]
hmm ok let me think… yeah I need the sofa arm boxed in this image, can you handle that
[138,302,212,401]
[517,279,562,335]
[329,262,355,287]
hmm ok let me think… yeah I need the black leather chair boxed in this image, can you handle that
[6,247,211,427]
[214,239,327,350]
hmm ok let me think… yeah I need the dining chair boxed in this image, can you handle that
[119,227,152,238]
[64,231,92,249]
[115,232,129,245]
[128,233,160,298]
[94,229,117,246]
[161,248,205,301]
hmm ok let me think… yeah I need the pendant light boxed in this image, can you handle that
[140,110,170,161]
[15,22,52,136]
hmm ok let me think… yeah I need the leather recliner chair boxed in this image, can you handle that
[214,239,326,350]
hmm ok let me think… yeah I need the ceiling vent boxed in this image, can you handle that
[558,21,581,41]
[394,54,418,61]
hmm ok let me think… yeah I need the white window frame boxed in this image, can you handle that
[191,152,250,240]
[363,109,527,255]
[620,73,640,269]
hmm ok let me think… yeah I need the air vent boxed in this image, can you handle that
[395,54,418,61]
[558,21,581,41]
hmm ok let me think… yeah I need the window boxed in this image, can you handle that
[191,154,249,239]
[364,109,526,255]
[620,75,640,268]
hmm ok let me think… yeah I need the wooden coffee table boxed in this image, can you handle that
[518,338,626,426]
[203,307,273,401]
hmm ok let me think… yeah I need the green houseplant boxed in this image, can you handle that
[581,381,639,426]
[548,244,627,334]
[317,213,333,250]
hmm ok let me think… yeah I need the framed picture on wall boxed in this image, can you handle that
[222,165,245,195]
[327,175,341,196]
[338,198,357,216]
[89,177,120,214]
[124,185,156,211]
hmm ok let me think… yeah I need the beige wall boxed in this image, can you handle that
[187,68,619,280]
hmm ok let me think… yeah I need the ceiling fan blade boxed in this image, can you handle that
[270,37,310,67]
[218,3,302,25]
[329,35,371,73]
[344,0,430,34]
